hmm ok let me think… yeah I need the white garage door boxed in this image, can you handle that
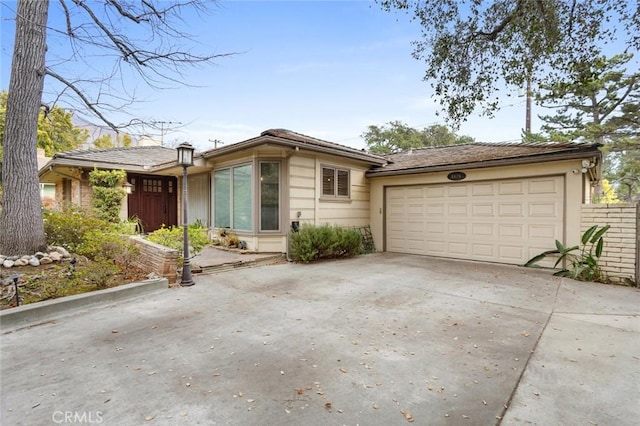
[385,176,564,265]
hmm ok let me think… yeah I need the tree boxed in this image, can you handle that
[92,134,133,149]
[362,121,474,154]
[377,0,639,125]
[1,90,88,159]
[1,0,231,255]
[535,54,640,200]
[0,0,50,255]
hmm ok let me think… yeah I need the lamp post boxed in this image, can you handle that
[177,142,195,286]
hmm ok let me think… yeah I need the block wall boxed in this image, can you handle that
[581,203,638,285]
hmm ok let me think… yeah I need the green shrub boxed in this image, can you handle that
[44,207,111,253]
[524,224,611,281]
[89,168,126,222]
[43,207,139,264]
[146,223,210,258]
[289,224,362,263]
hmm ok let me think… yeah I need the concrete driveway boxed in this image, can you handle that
[1,253,638,425]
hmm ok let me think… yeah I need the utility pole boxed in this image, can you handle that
[208,138,224,149]
[525,75,532,134]
[150,121,182,146]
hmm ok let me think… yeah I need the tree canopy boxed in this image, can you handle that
[532,54,639,201]
[377,0,639,125]
[362,121,474,154]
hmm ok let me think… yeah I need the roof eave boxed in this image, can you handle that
[366,148,602,178]
[202,136,386,166]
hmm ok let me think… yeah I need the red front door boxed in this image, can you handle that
[127,174,177,232]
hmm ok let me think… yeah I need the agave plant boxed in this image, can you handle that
[524,224,611,281]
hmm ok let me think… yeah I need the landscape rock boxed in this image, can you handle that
[29,257,41,267]
[2,260,15,268]
[52,246,71,258]
[34,252,46,259]
[39,257,53,265]
[14,259,29,267]
[49,252,62,262]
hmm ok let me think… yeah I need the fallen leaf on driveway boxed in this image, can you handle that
[400,410,414,422]
[144,415,154,421]
[325,402,332,410]
[522,331,531,337]
[339,368,348,373]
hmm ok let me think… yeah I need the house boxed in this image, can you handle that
[39,128,603,267]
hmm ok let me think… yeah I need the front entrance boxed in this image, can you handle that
[127,174,177,232]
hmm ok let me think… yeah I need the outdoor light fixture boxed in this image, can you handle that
[123,181,134,194]
[177,142,196,287]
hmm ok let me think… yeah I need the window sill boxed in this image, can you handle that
[319,197,352,203]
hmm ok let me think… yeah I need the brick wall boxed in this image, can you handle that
[581,203,638,285]
[129,236,179,284]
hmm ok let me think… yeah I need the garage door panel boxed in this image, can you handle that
[529,178,558,193]
[499,224,524,238]
[426,222,445,233]
[499,202,524,217]
[425,186,445,197]
[386,175,564,265]
[528,224,559,239]
[472,203,495,216]
[448,203,468,216]
[472,243,494,258]
[472,182,494,196]
[448,185,468,197]
[426,203,444,215]
[499,181,525,195]
[499,245,525,261]
[448,242,469,255]
[472,223,494,236]
[529,201,559,217]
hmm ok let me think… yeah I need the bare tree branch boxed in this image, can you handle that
[45,68,119,132]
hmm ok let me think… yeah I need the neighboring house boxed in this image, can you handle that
[39,128,602,267]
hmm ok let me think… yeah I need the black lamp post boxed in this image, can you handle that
[177,142,195,286]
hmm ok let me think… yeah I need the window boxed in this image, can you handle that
[260,162,280,231]
[214,165,253,231]
[322,166,350,198]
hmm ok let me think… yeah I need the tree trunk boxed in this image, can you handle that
[0,0,50,255]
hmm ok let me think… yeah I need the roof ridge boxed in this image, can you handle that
[261,128,387,160]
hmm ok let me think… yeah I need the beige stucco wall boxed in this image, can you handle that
[581,203,638,285]
[369,159,590,254]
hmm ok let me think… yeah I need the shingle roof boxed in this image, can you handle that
[366,142,601,176]
[51,146,177,169]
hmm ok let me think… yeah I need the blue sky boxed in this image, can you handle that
[1,0,539,151]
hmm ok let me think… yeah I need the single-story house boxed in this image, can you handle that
[39,128,602,266]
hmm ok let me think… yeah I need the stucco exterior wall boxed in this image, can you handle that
[581,203,638,285]
[369,159,588,256]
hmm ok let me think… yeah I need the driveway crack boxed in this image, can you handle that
[497,278,562,424]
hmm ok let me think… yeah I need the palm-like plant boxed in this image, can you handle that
[525,225,611,281]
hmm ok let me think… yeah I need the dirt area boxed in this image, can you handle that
[0,259,149,310]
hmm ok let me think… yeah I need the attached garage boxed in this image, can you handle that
[385,176,564,265]
[368,142,602,266]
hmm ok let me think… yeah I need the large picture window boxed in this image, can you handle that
[260,162,280,231]
[214,165,253,231]
[322,166,350,198]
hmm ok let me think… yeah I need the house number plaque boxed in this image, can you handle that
[447,171,466,181]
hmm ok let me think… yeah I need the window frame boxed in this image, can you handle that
[213,163,253,232]
[321,165,350,200]
[258,160,281,232]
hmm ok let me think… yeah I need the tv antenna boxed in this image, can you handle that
[208,138,224,149]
